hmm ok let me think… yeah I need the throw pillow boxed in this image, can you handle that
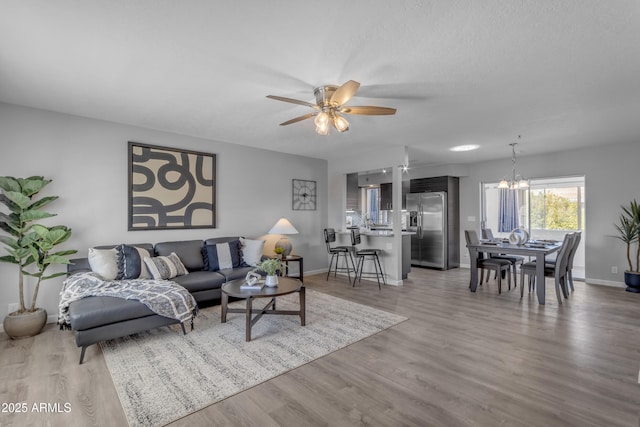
[88,248,119,280]
[240,238,265,267]
[205,240,242,271]
[116,244,151,280]
[143,253,189,280]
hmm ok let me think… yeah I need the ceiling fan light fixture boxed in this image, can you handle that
[333,114,349,132]
[315,122,329,135]
[267,80,396,135]
[314,111,329,127]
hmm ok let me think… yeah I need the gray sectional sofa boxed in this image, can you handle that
[66,237,260,363]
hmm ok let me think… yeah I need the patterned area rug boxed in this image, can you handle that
[100,288,407,427]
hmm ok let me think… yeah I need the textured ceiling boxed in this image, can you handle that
[1,0,639,166]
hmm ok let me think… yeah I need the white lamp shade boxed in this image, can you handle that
[269,217,298,257]
[268,217,299,235]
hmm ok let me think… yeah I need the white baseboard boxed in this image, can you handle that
[305,269,328,277]
[584,278,626,288]
[306,269,403,286]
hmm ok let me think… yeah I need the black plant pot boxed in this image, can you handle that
[624,271,640,293]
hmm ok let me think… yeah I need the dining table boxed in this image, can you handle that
[467,240,562,304]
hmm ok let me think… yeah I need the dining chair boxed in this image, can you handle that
[529,231,581,293]
[520,232,574,303]
[564,231,581,292]
[481,228,524,286]
[324,228,356,283]
[350,229,385,289]
[465,230,512,294]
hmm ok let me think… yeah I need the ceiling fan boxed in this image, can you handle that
[266,80,397,135]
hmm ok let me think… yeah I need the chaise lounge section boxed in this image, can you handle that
[65,237,263,363]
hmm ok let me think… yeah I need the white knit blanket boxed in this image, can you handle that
[58,272,197,329]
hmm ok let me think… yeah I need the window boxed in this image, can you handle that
[529,180,584,231]
[481,175,585,277]
[365,187,380,223]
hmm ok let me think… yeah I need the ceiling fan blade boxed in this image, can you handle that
[339,106,397,115]
[279,112,317,126]
[266,95,318,109]
[330,80,360,107]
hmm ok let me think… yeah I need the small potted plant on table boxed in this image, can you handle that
[273,246,285,260]
[254,258,282,287]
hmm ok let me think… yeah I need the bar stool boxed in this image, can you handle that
[350,229,386,289]
[324,228,356,283]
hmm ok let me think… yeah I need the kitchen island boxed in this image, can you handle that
[335,230,413,285]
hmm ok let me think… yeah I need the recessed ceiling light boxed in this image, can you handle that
[450,144,479,152]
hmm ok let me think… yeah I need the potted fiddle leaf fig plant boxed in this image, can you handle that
[614,199,640,293]
[254,258,282,287]
[0,176,77,338]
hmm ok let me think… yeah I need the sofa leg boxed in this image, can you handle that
[79,346,87,365]
[180,323,187,335]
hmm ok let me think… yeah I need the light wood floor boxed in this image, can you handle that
[2,268,640,427]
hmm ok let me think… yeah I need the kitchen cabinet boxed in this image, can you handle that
[346,173,359,210]
[402,180,409,210]
[379,183,392,210]
[378,180,409,210]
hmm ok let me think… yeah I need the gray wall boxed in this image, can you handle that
[0,103,328,322]
[457,141,640,286]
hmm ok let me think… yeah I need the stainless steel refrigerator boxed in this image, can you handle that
[407,192,447,269]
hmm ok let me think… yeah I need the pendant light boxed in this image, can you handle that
[498,136,529,189]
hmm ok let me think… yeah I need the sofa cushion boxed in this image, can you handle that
[240,238,265,267]
[205,237,241,245]
[88,248,118,280]
[217,266,257,282]
[144,253,189,280]
[69,296,156,331]
[171,270,226,293]
[154,240,205,271]
[116,244,152,280]
[205,240,242,271]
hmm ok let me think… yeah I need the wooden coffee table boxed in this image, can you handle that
[221,277,305,341]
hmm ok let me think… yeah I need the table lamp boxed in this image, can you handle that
[268,217,299,257]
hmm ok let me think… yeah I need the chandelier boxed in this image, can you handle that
[498,137,529,189]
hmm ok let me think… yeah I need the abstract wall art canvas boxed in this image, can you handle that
[128,142,216,230]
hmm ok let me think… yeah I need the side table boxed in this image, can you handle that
[281,255,303,283]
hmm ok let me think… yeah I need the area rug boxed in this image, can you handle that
[100,288,407,427]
